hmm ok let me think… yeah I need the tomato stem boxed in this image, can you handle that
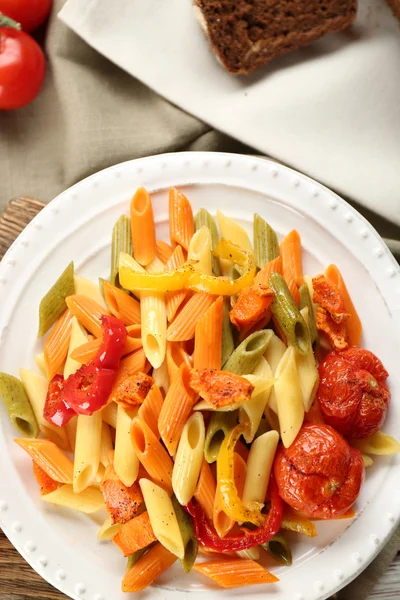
[0,14,22,30]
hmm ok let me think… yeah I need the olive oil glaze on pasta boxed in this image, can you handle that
[1,186,399,592]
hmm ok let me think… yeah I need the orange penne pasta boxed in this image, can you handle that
[44,309,73,379]
[166,342,192,385]
[130,417,174,494]
[193,558,279,588]
[103,282,141,325]
[156,240,174,264]
[169,187,194,251]
[167,293,216,342]
[214,453,246,537]
[325,264,362,346]
[286,273,301,307]
[71,326,142,365]
[65,295,106,337]
[112,348,151,389]
[194,296,223,370]
[15,438,74,484]
[194,459,216,524]
[158,363,198,456]
[280,229,304,288]
[254,256,283,288]
[130,187,156,266]
[122,542,177,592]
[32,460,60,495]
[165,245,189,322]
[113,510,157,557]
[137,385,164,438]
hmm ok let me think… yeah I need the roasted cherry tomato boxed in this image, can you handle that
[317,347,390,439]
[273,423,364,519]
[0,27,46,109]
[0,0,52,32]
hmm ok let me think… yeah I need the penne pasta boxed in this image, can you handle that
[165,245,189,322]
[194,208,221,276]
[194,296,223,370]
[130,187,156,266]
[34,352,47,377]
[167,292,216,342]
[264,332,287,414]
[97,515,122,541]
[19,369,69,450]
[216,210,252,254]
[221,297,234,366]
[166,342,192,384]
[0,372,39,438]
[253,214,279,268]
[156,239,174,264]
[224,329,273,375]
[203,411,237,463]
[141,291,167,369]
[65,295,106,338]
[280,229,304,288]
[139,478,185,559]
[281,505,317,537]
[42,484,105,513]
[158,363,198,456]
[299,283,319,351]
[239,357,274,443]
[74,276,107,310]
[38,262,75,337]
[193,558,278,588]
[122,542,177,592]
[73,411,102,493]
[113,510,156,557]
[296,307,320,412]
[152,358,170,394]
[15,438,74,483]
[194,459,216,523]
[351,431,400,455]
[172,496,198,572]
[274,346,304,448]
[114,404,139,487]
[103,281,141,325]
[169,187,194,251]
[113,348,150,389]
[101,401,118,429]
[65,416,78,452]
[137,384,164,438]
[131,417,173,493]
[188,226,212,275]
[111,215,133,287]
[64,316,88,379]
[242,430,279,505]
[172,412,205,505]
[44,308,74,380]
[362,454,374,468]
[99,422,113,468]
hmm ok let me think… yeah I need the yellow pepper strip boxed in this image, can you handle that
[217,423,265,527]
[119,240,256,295]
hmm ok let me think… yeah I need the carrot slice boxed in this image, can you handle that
[100,462,143,524]
[312,274,349,324]
[325,264,362,346]
[190,369,254,409]
[316,306,348,350]
[109,372,153,410]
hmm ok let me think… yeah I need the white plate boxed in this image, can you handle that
[0,152,399,600]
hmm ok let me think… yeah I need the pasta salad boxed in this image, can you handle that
[1,186,399,592]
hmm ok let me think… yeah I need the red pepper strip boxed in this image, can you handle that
[43,374,76,427]
[186,477,283,552]
[43,315,127,425]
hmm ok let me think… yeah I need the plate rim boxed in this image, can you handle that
[0,151,399,600]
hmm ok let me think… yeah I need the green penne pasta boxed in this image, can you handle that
[224,330,273,375]
[262,533,292,566]
[253,214,279,268]
[269,272,310,356]
[111,215,133,287]
[195,208,221,276]
[221,298,234,367]
[204,411,238,463]
[0,373,39,437]
[299,283,319,352]
[172,496,198,573]
[37,261,75,337]
[126,547,147,571]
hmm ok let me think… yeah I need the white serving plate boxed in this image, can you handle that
[0,152,399,600]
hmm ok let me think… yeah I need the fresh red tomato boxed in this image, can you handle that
[0,27,46,109]
[317,347,390,439]
[273,423,364,519]
[0,0,52,32]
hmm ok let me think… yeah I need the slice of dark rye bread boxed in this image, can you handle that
[387,0,400,19]
[193,0,358,75]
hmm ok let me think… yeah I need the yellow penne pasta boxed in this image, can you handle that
[114,404,139,487]
[97,515,122,541]
[297,308,319,412]
[242,430,279,505]
[274,346,304,448]
[66,416,78,452]
[139,479,185,559]
[352,431,400,455]
[14,438,74,484]
[74,276,107,309]
[101,401,118,429]
[34,353,47,377]
[152,358,170,394]
[264,332,287,414]
[19,369,69,451]
[42,484,105,513]
[64,316,88,379]
[100,422,113,468]
[362,453,374,467]
[237,547,261,560]
[73,411,103,493]
[172,412,205,505]
[187,226,212,275]
[216,210,252,253]
[140,291,167,369]
[239,357,274,443]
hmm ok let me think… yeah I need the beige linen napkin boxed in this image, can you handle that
[0,2,398,598]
